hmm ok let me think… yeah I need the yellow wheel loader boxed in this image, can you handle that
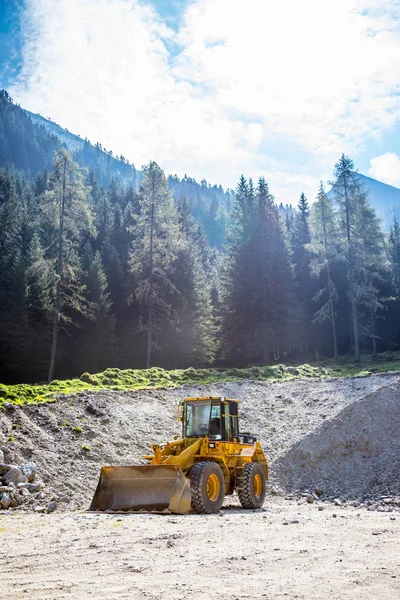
[90,396,268,514]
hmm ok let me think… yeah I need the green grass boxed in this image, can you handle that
[1,352,400,411]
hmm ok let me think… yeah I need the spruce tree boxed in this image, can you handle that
[40,149,93,381]
[129,161,181,368]
[169,197,215,366]
[291,192,316,356]
[330,154,385,360]
[308,182,339,358]
[222,176,296,363]
[78,248,117,371]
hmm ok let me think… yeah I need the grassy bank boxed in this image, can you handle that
[1,351,400,410]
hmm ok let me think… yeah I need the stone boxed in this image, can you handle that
[0,463,11,476]
[47,501,57,513]
[57,494,70,503]
[306,494,314,504]
[17,482,30,489]
[19,488,30,497]
[34,506,47,513]
[270,486,279,495]
[318,505,324,511]
[0,486,14,493]
[0,492,11,509]
[27,482,44,494]
[3,467,28,487]
[0,450,4,463]
[9,494,21,508]
[333,498,342,506]
[314,487,322,497]
[19,463,37,483]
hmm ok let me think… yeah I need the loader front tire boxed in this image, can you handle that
[237,463,266,509]
[190,461,225,514]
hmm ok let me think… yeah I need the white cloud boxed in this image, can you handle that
[9,0,400,203]
[369,153,400,187]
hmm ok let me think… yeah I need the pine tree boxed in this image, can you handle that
[78,248,117,371]
[169,197,215,366]
[308,182,339,358]
[41,149,93,381]
[330,154,385,360]
[291,192,316,356]
[389,217,400,295]
[129,161,181,368]
[222,176,296,363]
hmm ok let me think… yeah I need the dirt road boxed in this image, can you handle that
[2,498,399,600]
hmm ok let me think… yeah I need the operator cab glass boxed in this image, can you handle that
[183,398,240,441]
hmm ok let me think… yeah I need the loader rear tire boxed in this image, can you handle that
[190,461,225,514]
[237,463,266,509]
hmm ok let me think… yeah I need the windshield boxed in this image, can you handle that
[184,401,211,437]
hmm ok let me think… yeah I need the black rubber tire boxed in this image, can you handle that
[237,463,266,509]
[190,461,225,514]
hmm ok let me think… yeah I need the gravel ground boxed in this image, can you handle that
[0,372,398,510]
[1,498,400,600]
[2,373,400,600]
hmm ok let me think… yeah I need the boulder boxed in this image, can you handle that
[19,463,37,483]
[3,467,28,487]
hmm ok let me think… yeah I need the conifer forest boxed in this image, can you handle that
[1,90,400,384]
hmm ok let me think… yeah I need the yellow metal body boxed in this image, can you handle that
[144,434,268,496]
[90,396,268,514]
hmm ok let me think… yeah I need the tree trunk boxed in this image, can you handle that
[321,198,338,359]
[343,173,359,361]
[48,156,67,382]
[351,295,359,362]
[370,307,377,357]
[146,180,155,369]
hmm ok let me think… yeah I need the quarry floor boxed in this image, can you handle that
[2,497,400,600]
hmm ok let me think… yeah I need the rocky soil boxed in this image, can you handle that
[0,372,399,512]
[1,498,400,600]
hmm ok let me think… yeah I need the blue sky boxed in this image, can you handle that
[1,0,400,202]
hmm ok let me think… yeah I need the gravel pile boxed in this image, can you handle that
[0,372,398,510]
[273,379,400,499]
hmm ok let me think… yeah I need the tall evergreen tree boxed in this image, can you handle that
[330,154,385,360]
[222,176,296,363]
[291,192,316,355]
[168,197,215,366]
[129,161,181,368]
[40,149,93,381]
[308,182,339,358]
[77,248,117,371]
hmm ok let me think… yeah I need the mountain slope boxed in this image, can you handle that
[326,171,400,230]
[358,173,400,230]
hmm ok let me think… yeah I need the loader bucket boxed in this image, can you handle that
[89,465,191,514]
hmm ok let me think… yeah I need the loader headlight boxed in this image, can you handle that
[209,443,216,448]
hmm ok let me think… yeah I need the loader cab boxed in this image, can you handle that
[183,397,240,442]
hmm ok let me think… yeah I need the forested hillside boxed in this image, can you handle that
[0,91,233,249]
[1,89,400,384]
